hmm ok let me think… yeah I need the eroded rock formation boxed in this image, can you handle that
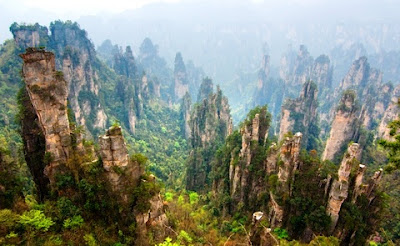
[322,90,360,161]
[20,48,71,183]
[180,92,192,139]
[99,126,141,198]
[186,82,232,191]
[10,23,49,49]
[20,48,167,243]
[269,132,302,227]
[174,52,189,101]
[377,84,400,140]
[326,143,359,232]
[189,85,232,149]
[279,81,318,150]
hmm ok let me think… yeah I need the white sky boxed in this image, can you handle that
[0,0,338,16]
[0,0,397,43]
[0,0,184,17]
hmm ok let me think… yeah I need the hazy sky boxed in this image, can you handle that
[1,0,398,43]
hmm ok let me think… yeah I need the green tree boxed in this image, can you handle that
[379,101,400,172]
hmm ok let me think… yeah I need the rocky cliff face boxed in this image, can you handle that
[99,126,168,240]
[377,84,400,140]
[10,21,109,136]
[99,126,141,198]
[278,81,319,150]
[12,21,171,139]
[174,52,189,101]
[252,55,285,133]
[269,133,302,227]
[19,48,167,243]
[320,57,393,162]
[18,86,48,201]
[339,57,381,91]
[10,23,49,50]
[234,109,270,208]
[186,82,232,191]
[180,92,192,139]
[50,21,108,134]
[20,48,71,184]
[254,47,331,134]
[189,84,232,149]
[197,77,213,102]
[280,45,331,90]
[336,56,391,131]
[212,103,384,244]
[326,143,359,232]
[311,55,332,90]
[322,90,360,161]
[112,46,141,133]
[325,143,384,241]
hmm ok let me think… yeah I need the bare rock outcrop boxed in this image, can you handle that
[186,83,232,191]
[280,46,331,90]
[280,45,314,87]
[269,132,302,227]
[10,23,49,49]
[322,90,360,161]
[230,111,270,204]
[51,21,107,134]
[377,84,400,140]
[326,143,359,232]
[174,52,189,101]
[279,81,318,150]
[189,85,232,149]
[99,126,167,239]
[180,92,192,139]
[20,48,71,183]
[99,126,142,199]
[311,55,332,89]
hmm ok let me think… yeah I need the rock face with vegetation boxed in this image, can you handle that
[311,55,332,90]
[377,84,400,140]
[279,81,319,150]
[211,103,385,245]
[322,90,360,161]
[336,56,392,131]
[98,125,167,241]
[280,46,331,90]
[280,45,314,88]
[251,55,285,130]
[10,23,49,49]
[174,52,189,101]
[20,48,71,186]
[186,79,232,191]
[99,126,141,196]
[10,21,107,136]
[2,19,400,245]
[51,21,108,135]
[180,92,192,139]
[253,47,331,135]
[270,132,303,228]
[326,143,359,232]
[112,46,143,133]
[16,47,167,244]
